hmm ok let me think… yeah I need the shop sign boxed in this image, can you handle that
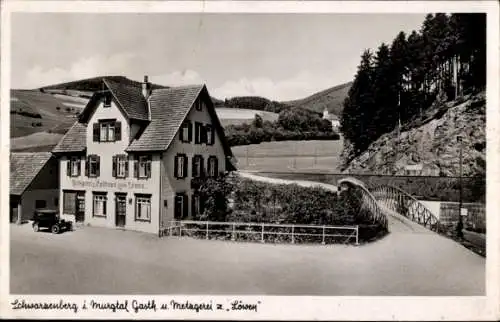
[71,179,146,191]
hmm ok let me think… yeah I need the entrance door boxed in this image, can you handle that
[115,194,126,227]
[75,192,85,223]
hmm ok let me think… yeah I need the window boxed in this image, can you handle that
[135,155,151,179]
[92,192,107,217]
[86,155,100,178]
[195,122,206,144]
[192,155,204,178]
[195,100,202,111]
[135,194,151,222]
[205,125,215,145]
[113,155,129,178]
[67,157,81,177]
[174,193,188,219]
[180,121,192,143]
[35,200,47,209]
[104,94,112,107]
[207,156,219,177]
[63,191,76,215]
[192,193,203,218]
[174,154,188,179]
[93,120,121,142]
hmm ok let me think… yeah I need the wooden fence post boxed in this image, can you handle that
[206,221,209,240]
[355,226,359,246]
[232,223,235,241]
[261,224,265,243]
[291,225,295,244]
[322,226,326,245]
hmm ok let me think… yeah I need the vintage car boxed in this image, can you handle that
[32,209,73,234]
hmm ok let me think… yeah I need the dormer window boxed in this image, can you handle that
[93,120,121,142]
[104,94,112,108]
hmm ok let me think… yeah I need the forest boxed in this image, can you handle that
[340,13,486,158]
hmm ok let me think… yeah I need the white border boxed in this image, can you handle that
[1,1,499,320]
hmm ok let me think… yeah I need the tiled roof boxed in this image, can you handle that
[103,78,149,121]
[126,85,204,152]
[10,152,53,195]
[52,121,87,153]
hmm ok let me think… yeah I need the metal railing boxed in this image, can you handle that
[159,220,359,245]
[371,185,440,232]
[337,177,389,230]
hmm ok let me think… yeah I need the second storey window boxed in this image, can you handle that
[67,156,81,177]
[112,155,129,178]
[207,156,219,177]
[180,120,192,143]
[86,155,100,178]
[195,122,207,144]
[205,125,215,145]
[93,120,121,142]
[174,154,188,179]
[134,155,152,179]
[192,155,204,178]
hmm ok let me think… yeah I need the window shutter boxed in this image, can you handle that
[200,156,205,177]
[66,158,71,177]
[191,195,196,218]
[209,126,215,145]
[174,195,182,219]
[195,123,200,144]
[207,156,212,177]
[183,155,188,178]
[133,156,138,178]
[93,123,100,142]
[174,155,179,178]
[125,156,129,177]
[103,196,107,215]
[179,124,184,142]
[214,156,219,177]
[115,121,121,141]
[112,156,117,178]
[192,156,197,178]
[78,158,82,176]
[188,121,193,142]
[85,156,89,177]
[96,155,101,177]
[146,155,152,178]
[182,194,188,219]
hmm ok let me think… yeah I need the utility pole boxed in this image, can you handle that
[457,135,464,239]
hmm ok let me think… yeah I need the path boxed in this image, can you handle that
[237,171,338,192]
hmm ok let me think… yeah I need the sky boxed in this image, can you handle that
[11,13,426,101]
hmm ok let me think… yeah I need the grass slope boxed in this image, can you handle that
[284,81,352,116]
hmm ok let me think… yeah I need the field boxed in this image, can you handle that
[11,132,64,152]
[231,139,344,172]
[216,108,278,126]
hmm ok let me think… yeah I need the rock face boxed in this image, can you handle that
[342,92,486,177]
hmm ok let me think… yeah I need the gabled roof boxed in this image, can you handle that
[52,121,87,153]
[10,152,53,195]
[50,78,235,166]
[126,85,204,152]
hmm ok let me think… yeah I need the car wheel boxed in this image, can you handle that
[51,225,60,234]
[33,223,39,232]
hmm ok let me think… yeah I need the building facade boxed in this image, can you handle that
[52,76,235,234]
[10,152,59,223]
[322,108,340,131]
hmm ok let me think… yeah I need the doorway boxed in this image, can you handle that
[115,194,127,227]
[75,192,85,223]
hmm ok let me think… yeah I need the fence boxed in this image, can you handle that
[159,220,359,245]
[439,202,486,231]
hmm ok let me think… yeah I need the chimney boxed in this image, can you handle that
[142,75,151,100]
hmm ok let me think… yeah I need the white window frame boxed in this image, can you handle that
[93,193,107,218]
[177,156,185,178]
[138,156,150,178]
[70,157,80,177]
[88,156,99,177]
[182,122,190,142]
[99,121,116,142]
[206,125,213,145]
[135,195,151,222]
[117,155,127,178]
[193,155,202,178]
[208,157,217,177]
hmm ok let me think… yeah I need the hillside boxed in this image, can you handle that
[284,81,352,116]
[341,92,486,178]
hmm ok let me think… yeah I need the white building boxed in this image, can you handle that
[322,108,340,131]
[52,76,236,234]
